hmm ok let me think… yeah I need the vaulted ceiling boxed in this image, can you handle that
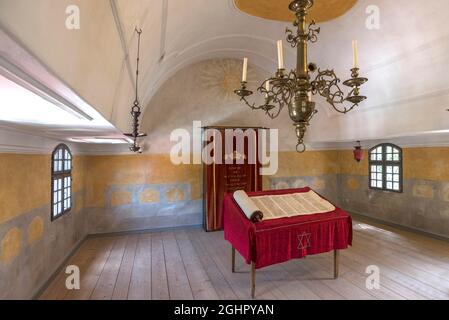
[0,0,448,152]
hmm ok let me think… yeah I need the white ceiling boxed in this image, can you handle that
[0,0,448,152]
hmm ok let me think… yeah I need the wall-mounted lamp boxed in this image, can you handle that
[353,141,364,162]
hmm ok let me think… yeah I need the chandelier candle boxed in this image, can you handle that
[277,40,285,70]
[242,57,248,82]
[352,40,359,69]
[235,0,368,153]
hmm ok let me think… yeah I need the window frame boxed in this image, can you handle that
[51,144,73,221]
[368,143,403,193]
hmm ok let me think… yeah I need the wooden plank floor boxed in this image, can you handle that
[39,218,449,300]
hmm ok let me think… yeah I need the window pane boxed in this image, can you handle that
[52,145,73,218]
[369,144,402,192]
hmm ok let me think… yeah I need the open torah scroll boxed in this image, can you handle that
[233,189,335,222]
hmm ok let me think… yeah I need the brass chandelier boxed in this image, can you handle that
[234,0,368,152]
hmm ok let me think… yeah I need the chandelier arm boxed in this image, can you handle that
[307,20,320,43]
[286,27,299,48]
[239,96,262,111]
[312,68,363,114]
[265,80,296,119]
[239,94,281,115]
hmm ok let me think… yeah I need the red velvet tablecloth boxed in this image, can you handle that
[223,187,353,269]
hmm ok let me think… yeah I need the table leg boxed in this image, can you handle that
[334,249,339,279]
[251,262,256,299]
[231,246,236,273]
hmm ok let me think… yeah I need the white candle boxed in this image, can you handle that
[265,81,270,97]
[242,57,248,82]
[307,91,312,101]
[277,40,285,70]
[352,40,359,69]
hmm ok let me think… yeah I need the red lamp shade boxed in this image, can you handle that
[353,147,364,162]
[353,141,364,162]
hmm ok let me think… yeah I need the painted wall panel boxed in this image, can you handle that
[0,153,88,299]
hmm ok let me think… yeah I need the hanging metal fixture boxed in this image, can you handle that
[234,0,368,153]
[125,28,147,153]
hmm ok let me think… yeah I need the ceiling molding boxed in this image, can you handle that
[0,56,93,121]
[109,0,135,89]
[159,0,169,62]
[0,127,83,155]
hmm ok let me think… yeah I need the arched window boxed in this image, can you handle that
[369,143,403,193]
[51,144,72,220]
